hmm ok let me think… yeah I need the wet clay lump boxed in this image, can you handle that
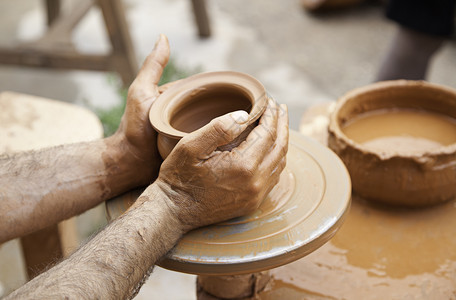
[343,109,456,154]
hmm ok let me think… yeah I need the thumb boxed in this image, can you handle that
[185,110,251,156]
[128,34,170,100]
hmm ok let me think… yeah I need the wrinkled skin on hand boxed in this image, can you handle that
[157,99,289,231]
[112,34,176,186]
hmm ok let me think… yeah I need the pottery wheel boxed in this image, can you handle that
[106,130,351,275]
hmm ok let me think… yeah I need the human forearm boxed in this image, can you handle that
[0,134,151,243]
[0,36,168,242]
[6,182,182,300]
[5,94,289,299]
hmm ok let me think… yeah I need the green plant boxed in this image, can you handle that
[97,59,201,137]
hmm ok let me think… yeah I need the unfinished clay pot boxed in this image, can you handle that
[149,71,268,159]
[328,80,456,207]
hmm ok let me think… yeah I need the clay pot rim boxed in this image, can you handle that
[329,80,456,161]
[149,71,268,139]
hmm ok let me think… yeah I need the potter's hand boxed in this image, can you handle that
[109,34,173,187]
[156,99,289,231]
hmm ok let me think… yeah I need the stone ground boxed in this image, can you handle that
[0,0,455,298]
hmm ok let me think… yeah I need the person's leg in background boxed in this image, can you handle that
[376,0,455,81]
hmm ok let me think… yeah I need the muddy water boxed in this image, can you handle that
[342,109,456,153]
[260,196,456,299]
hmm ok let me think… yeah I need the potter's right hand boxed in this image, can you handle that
[155,99,289,231]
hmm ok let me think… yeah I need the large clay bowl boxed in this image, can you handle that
[328,80,456,207]
[150,71,268,159]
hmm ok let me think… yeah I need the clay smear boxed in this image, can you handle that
[342,109,456,154]
[261,196,456,299]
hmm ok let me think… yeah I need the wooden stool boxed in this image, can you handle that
[0,91,103,280]
[0,0,211,87]
[0,0,137,86]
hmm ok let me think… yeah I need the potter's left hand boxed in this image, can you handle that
[108,34,176,187]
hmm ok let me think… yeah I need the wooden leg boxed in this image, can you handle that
[0,48,112,70]
[1,0,138,87]
[20,225,63,279]
[45,0,61,26]
[191,0,211,38]
[197,272,270,299]
[98,0,138,87]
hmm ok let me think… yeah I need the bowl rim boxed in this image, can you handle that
[329,80,456,160]
[149,71,268,139]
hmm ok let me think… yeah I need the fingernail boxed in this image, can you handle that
[230,110,249,124]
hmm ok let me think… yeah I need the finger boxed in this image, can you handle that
[255,104,288,204]
[260,104,289,174]
[262,156,287,200]
[266,155,287,188]
[129,34,170,98]
[180,110,251,157]
[235,99,279,161]
[278,104,290,155]
[138,34,170,86]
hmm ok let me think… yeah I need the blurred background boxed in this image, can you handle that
[1,0,455,131]
[0,0,455,298]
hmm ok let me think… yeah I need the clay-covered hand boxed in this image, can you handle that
[110,34,175,187]
[156,99,289,231]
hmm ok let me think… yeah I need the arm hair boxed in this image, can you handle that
[5,183,183,299]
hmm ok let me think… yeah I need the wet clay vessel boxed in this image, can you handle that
[149,71,268,159]
[328,80,456,207]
